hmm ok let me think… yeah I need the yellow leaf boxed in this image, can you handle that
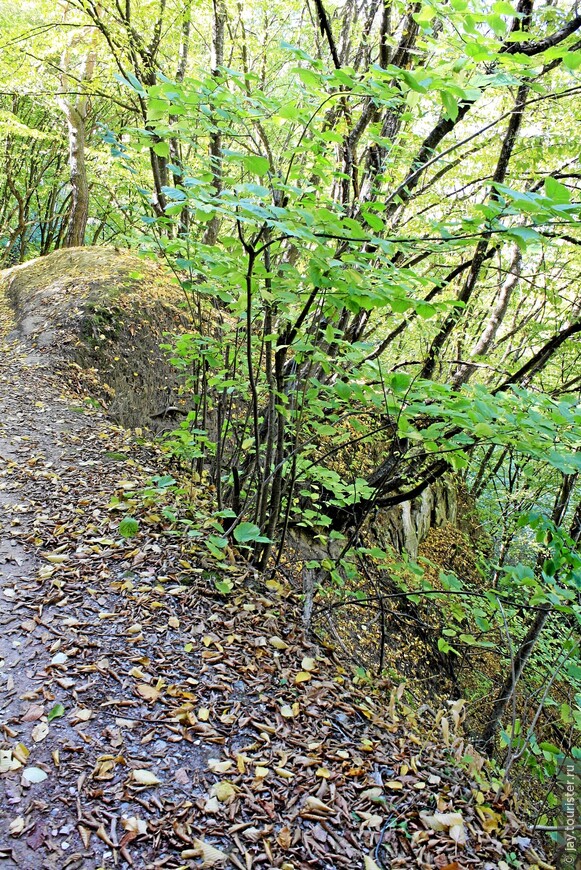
[136,684,160,703]
[46,554,68,564]
[280,705,295,718]
[269,636,289,650]
[363,857,382,870]
[316,767,330,778]
[132,769,161,786]
[301,657,317,671]
[182,839,228,866]
[212,781,236,802]
[301,796,334,815]
[254,766,269,779]
[207,759,233,774]
[13,744,29,764]
[385,780,403,790]
[274,767,294,779]
[294,671,312,683]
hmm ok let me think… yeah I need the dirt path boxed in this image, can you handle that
[0,297,546,870]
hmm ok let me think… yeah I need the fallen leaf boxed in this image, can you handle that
[254,766,269,779]
[204,796,221,814]
[277,826,292,849]
[47,703,65,722]
[207,759,233,774]
[0,750,12,773]
[13,744,29,764]
[269,636,288,650]
[31,722,49,743]
[22,767,48,784]
[121,816,147,836]
[136,683,160,702]
[301,796,334,815]
[21,705,44,723]
[294,671,312,683]
[132,769,161,786]
[182,838,228,866]
[212,781,236,802]
[9,817,25,836]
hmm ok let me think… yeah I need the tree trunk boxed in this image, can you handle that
[63,104,89,247]
[202,0,227,247]
[480,471,578,751]
[58,45,96,249]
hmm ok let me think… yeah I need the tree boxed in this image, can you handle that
[58,32,96,247]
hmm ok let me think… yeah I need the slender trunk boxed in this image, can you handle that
[421,81,529,380]
[480,603,550,751]
[481,471,578,751]
[202,0,226,247]
[453,245,523,388]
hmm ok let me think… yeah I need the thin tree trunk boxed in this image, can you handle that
[421,81,529,380]
[453,245,523,388]
[481,471,578,751]
[202,0,226,247]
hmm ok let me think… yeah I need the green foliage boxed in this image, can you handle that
[118,516,139,538]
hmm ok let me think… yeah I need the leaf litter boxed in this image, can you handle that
[0,295,553,869]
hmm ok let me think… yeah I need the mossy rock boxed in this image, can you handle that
[0,246,189,428]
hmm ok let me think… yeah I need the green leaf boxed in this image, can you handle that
[47,703,65,722]
[297,67,322,89]
[563,51,581,70]
[335,381,351,399]
[441,90,459,121]
[544,177,570,203]
[414,5,436,24]
[214,578,234,594]
[153,141,170,158]
[161,185,187,201]
[233,522,270,544]
[118,516,139,538]
[493,1,517,13]
[243,155,270,176]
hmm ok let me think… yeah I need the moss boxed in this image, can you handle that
[0,246,189,428]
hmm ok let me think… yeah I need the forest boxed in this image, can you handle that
[0,0,580,867]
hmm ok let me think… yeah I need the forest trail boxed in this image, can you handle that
[0,294,546,870]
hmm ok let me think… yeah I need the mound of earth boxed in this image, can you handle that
[0,247,188,428]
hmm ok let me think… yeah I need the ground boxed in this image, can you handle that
[0,282,552,870]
